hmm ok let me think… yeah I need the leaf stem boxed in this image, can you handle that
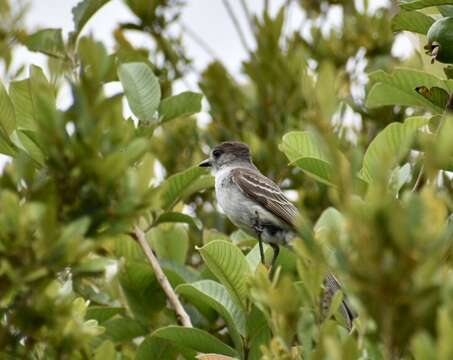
[132,226,193,328]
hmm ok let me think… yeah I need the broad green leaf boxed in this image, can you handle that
[78,36,112,82]
[160,259,201,286]
[366,69,453,112]
[159,91,203,124]
[0,132,15,156]
[154,211,202,230]
[10,130,45,165]
[86,306,124,323]
[198,240,251,310]
[118,62,161,123]
[136,336,178,360]
[94,340,116,360]
[158,166,207,210]
[314,207,345,241]
[400,0,453,10]
[360,117,429,183]
[246,242,272,272]
[149,225,189,265]
[439,4,453,16]
[152,325,239,358]
[104,317,148,342]
[279,131,334,185]
[177,280,246,349]
[0,81,15,136]
[71,0,111,42]
[9,80,36,131]
[73,257,115,275]
[24,28,66,58]
[115,234,145,262]
[416,86,450,109]
[391,11,434,34]
[247,306,271,360]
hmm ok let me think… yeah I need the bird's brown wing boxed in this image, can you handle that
[231,167,299,226]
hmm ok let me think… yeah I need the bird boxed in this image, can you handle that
[199,141,355,329]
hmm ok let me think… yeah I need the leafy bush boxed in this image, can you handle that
[1,0,453,359]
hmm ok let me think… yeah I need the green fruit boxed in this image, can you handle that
[425,17,453,64]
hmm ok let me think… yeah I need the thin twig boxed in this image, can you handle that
[180,22,220,60]
[132,226,193,327]
[411,164,424,192]
[239,0,255,35]
[222,0,251,52]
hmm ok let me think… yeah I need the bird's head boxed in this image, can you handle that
[199,141,252,172]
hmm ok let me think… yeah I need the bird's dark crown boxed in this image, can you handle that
[213,141,251,161]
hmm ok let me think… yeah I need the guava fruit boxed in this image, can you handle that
[425,17,453,64]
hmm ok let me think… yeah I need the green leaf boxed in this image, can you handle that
[86,306,124,323]
[160,259,201,286]
[415,86,450,109]
[149,225,189,265]
[177,280,246,349]
[71,0,111,42]
[246,242,272,272]
[10,130,45,165]
[439,4,453,16]
[391,11,434,34]
[118,62,161,123]
[360,117,429,183]
[158,166,207,210]
[154,211,202,230]
[159,91,203,124]
[400,0,453,10]
[366,69,453,112]
[104,317,148,342]
[152,325,239,358]
[9,80,36,131]
[136,336,178,360]
[0,81,16,136]
[94,340,116,360]
[247,306,271,360]
[24,28,66,58]
[279,131,334,186]
[198,240,251,310]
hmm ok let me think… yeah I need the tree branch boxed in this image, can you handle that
[132,226,193,328]
[222,0,251,52]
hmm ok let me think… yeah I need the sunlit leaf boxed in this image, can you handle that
[118,62,161,123]
[360,116,429,183]
[279,131,334,185]
[400,0,453,10]
[366,69,453,112]
[154,211,202,230]
[198,240,251,310]
[0,81,15,136]
[159,91,203,124]
[177,280,246,349]
[152,326,239,358]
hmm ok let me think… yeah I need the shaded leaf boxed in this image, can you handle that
[104,317,148,342]
[152,325,239,358]
[118,62,161,123]
[71,0,111,42]
[198,240,251,310]
[136,336,178,360]
[149,225,189,265]
[154,211,202,230]
[9,79,36,131]
[159,91,203,124]
[415,86,450,109]
[86,307,124,323]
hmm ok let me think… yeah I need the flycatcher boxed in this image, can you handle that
[199,141,355,329]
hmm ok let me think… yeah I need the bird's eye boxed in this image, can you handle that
[213,149,222,158]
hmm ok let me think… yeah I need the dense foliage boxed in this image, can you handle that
[1,0,453,359]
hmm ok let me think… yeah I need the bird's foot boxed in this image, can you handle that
[252,211,266,265]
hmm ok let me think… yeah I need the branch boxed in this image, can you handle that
[132,226,193,328]
[222,0,251,52]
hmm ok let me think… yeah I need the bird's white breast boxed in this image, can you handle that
[214,166,281,235]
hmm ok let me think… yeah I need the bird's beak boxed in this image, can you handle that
[199,159,212,167]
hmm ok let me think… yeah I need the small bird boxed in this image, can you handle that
[199,141,355,329]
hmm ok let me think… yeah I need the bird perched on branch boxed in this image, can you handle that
[199,141,355,329]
